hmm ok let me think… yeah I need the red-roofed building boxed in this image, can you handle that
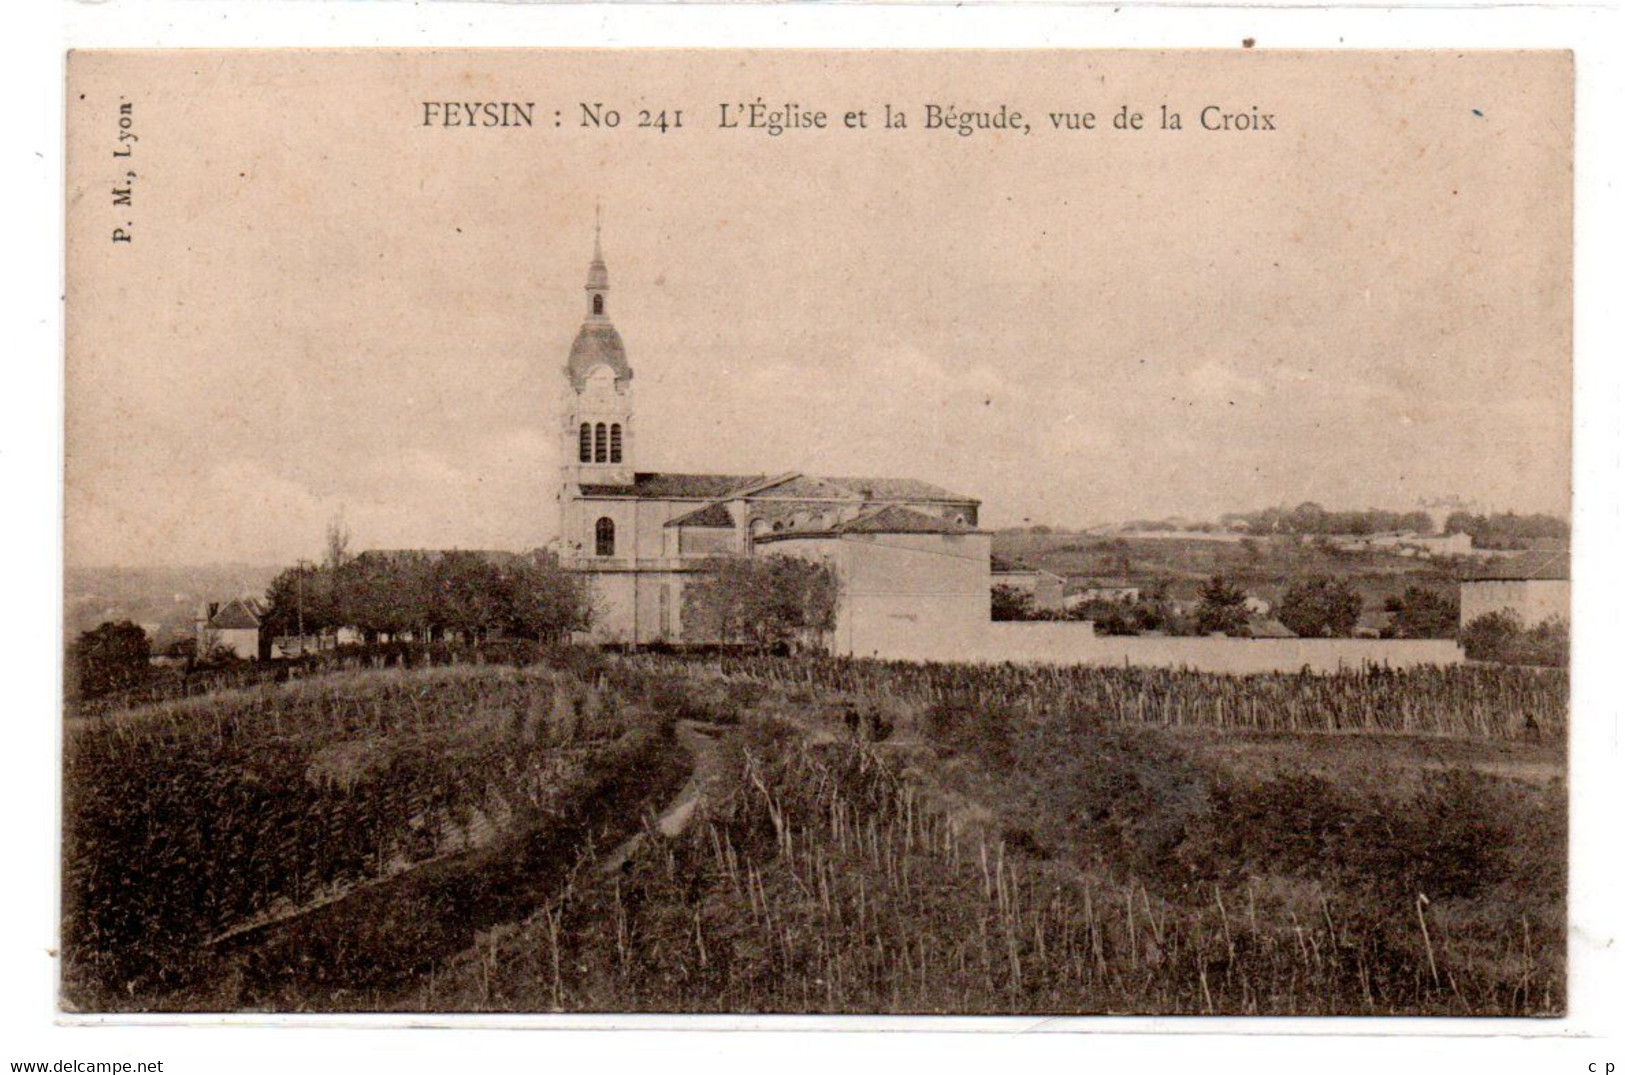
[557,223,987,655]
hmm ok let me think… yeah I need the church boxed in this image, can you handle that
[556,224,995,660]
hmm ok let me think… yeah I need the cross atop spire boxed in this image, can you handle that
[586,204,609,305]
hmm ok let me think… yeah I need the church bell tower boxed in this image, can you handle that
[561,209,635,491]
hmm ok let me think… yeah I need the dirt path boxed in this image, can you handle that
[598,719,730,874]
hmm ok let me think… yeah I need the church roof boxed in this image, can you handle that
[566,321,632,390]
[580,472,766,500]
[579,471,977,504]
[666,502,735,528]
[823,476,974,502]
[754,504,979,543]
[838,504,977,535]
[1466,548,1569,582]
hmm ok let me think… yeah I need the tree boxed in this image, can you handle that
[1288,501,1330,535]
[431,551,509,641]
[1397,511,1435,535]
[324,513,354,625]
[991,584,1037,622]
[1461,610,1568,667]
[1278,575,1363,638]
[1195,575,1249,636]
[682,555,838,649]
[69,621,151,699]
[1385,585,1459,639]
[502,554,593,641]
[262,561,338,638]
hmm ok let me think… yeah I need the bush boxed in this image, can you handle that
[1279,575,1363,638]
[1387,586,1460,639]
[1462,611,1568,668]
[68,621,152,700]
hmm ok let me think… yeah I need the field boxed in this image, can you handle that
[61,647,1566,1015]
[993,531,1460,610]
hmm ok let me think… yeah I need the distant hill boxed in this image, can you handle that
[64,563,282,646]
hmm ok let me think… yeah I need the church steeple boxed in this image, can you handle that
[586,202,609,312]
[561,208,635,491]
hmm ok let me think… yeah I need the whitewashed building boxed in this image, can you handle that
[1459,549,1570,628]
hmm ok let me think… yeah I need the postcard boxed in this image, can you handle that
[62,48,1571,1017]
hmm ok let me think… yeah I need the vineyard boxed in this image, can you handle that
[62,646,1566,1013]
[61,659,690,1008]
[632,653,1567,741]
[421,713,1564,1014]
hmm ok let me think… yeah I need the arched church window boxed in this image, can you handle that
[610,424,622,463]
[592,294,604,316]
[595,517,615,557]
[594,423,607,463]
[578,423,592,463]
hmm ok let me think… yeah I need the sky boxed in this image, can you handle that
[65,51,1572,567]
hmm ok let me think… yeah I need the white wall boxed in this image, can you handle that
[1460,579,1571,627]
[770,531,992,661]
[213,627,261,661]
[983,623,1463,673]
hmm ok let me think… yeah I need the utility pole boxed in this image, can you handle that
[296,559,309,646]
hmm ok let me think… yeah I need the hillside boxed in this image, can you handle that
[64,563,282,645]
[993,532,1461,609]
[62,647,1566,1014]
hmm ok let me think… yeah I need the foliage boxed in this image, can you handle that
[1461,611,1568,668]
[1386,586,1460,639]
[69,621,152,699]
[1443,511,1569,550]
[1278,575,1363,638]
[262,550,590,644]
[991,584,1037,621]
[680,555,838,649]
[1235,502,1437,537]
[1195,575,1249,636]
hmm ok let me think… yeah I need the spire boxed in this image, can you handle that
[586,203,609,300]
[567,205,631,389]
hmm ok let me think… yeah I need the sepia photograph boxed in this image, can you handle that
[61,48,1572,1018]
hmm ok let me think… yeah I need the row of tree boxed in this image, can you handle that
[262,543,591,644]
[1440,511,1569,550]
[995,574,1461,640]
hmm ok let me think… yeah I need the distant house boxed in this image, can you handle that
[1334,531,1473,559]
[196,598,268,660]
[991,556,1066,613]
[1460,549,1570,629]
[1245,617,1296,639]
[1068,583,1142,607]
[1242,594,1272,616]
